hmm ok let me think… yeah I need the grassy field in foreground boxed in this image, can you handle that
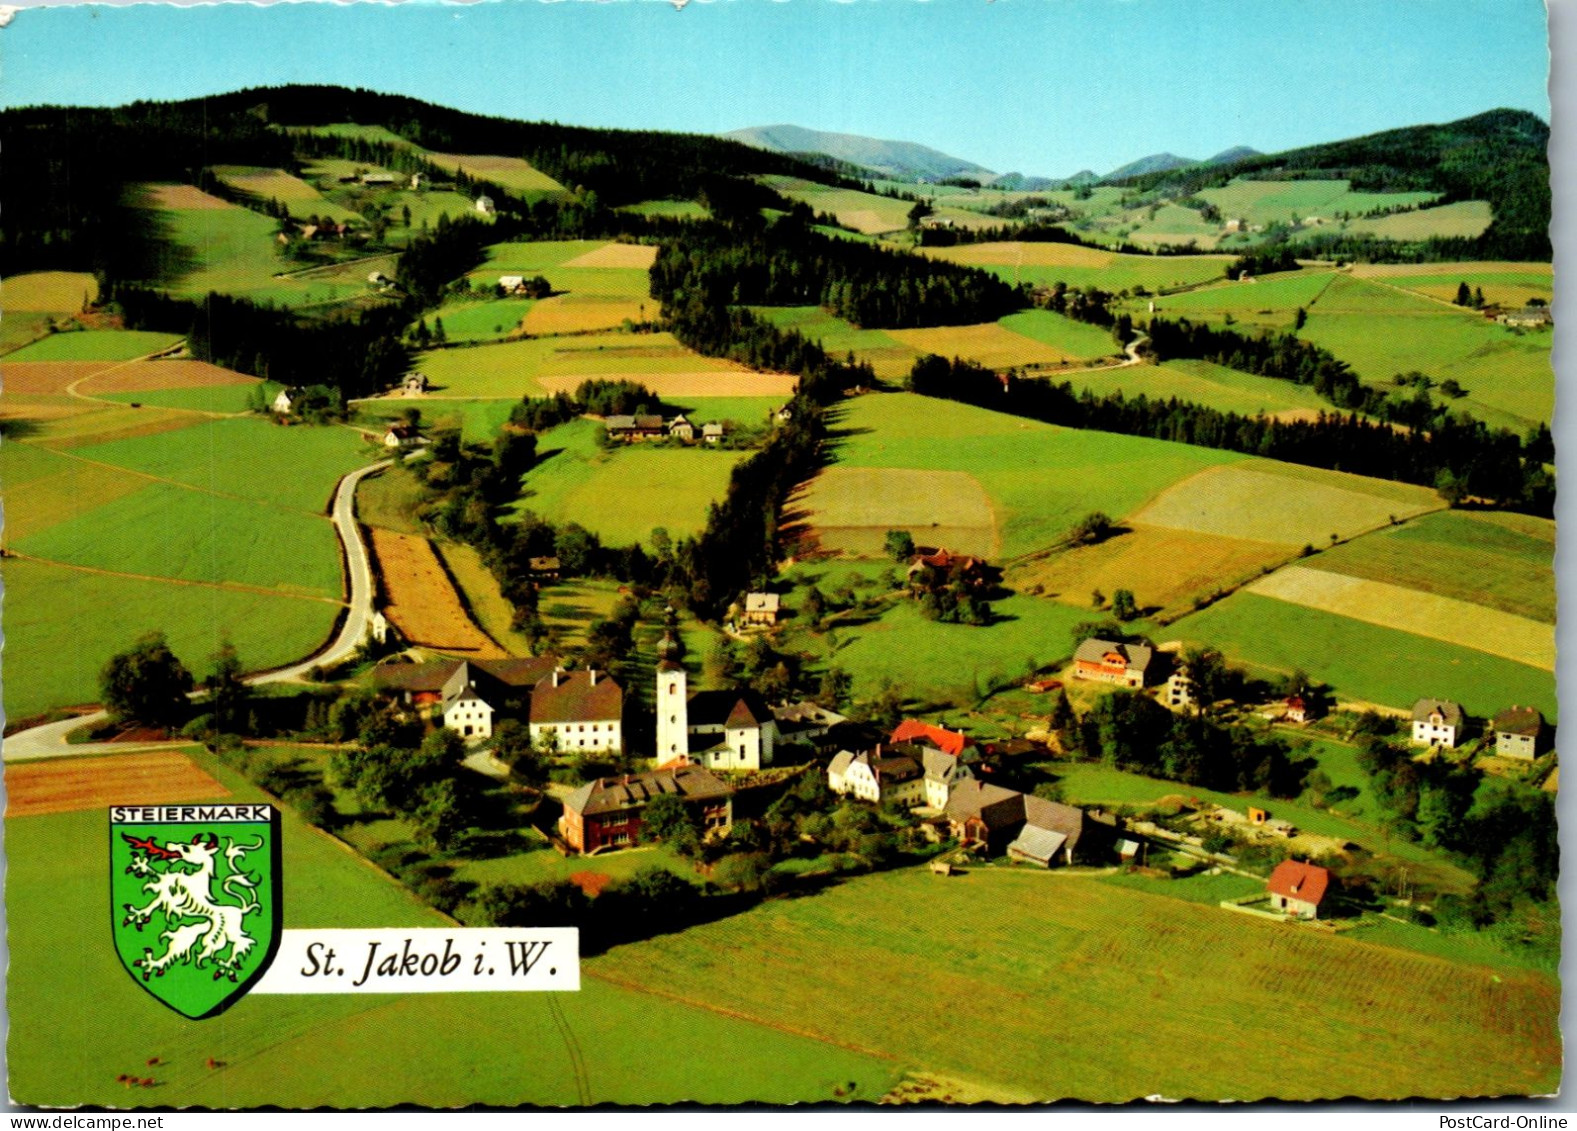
[590,865,1558,1101]
[1168,592,1556,720]
[7,754,896,1107]
[507,417,748,546]
[2,557,336,718]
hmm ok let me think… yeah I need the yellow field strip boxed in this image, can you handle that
[1246,565,1554,670]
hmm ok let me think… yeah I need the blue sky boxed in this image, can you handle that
[0,0,1551,176]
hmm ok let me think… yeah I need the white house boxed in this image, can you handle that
[1164,671,1195,711]
[530,668,624,755]
[1410,698,1464,748]
[383,424,422,449]
[441,662,496,742]
[918,747,970,810]
[475,195,496,215]
[827,748,924,807]
[498,275,526,293]
[271,388,295,415]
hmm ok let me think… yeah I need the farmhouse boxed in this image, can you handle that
[271,387,296,415]
[604,414,667,442]
[528,556,562,583]
[1267,859,1331,920]
[475,195,496,215]
[654,630,779,771]
[944,780,1095,866]
[742,592,781,627]
[560,765,733,854]
[906,548,991,591]
[1491,706,1544,760]
[498,275,527,294]
[360,172,397,186]
[827,748,925,808]
[441,662,496,742]
[919,746,972,809]
[530,668,625,755]
[403,373,430,394]
[371,655,557,716]
[383,424,423,449]
[702,422,726,444]
[1500,305,1552,327]
[1282,695,1317,723]
[668,415,695,442]
[770,701,848,748]
[1072,638,1154,689]
[409,172,427,190]
[1411,698,1464,749]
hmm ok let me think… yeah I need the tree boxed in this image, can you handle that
[491,719,545,787]
[818,666,853,710]
[1090,588,1106,610]
[100,632,193,729]
[1294,306,1308,330]
[1069,511,1114,545]
[1110,588,1139,622]
[883,530,915,562]
[640,792,701,857]
[906,199,933,230]
[1455,281,1472,306]
[1434,468,1467,508]
[1181,646,1230,715]
[803,585,827,628]
[204,639,249,735]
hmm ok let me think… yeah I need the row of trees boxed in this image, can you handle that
[650,211,1022,329]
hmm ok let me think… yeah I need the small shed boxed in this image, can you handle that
[929,858,955,877]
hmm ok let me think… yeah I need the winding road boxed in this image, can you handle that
[2,459,393,762]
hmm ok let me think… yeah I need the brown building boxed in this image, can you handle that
[944,779,1097,866]
[560,765,733,854]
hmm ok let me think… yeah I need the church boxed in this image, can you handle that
[655,618,779,772]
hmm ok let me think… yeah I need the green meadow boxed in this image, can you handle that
[1196,179,1441,227]
[508,418,749,545]
[931,242,1233,293]
[1057,358,1332,417]
[2,558,336,718]
[1312,509,1554,623]
[5,330,184,362]
[100,381,273,415]
[13,481,342,599]
[1168,592,1556,719]
[827,393,1240,558]
[997,308,1122,359]
[356,397,520,443]
[591,864,1556,1101]
[1298,308,1552,431]
[427,298,538,342]
[74,417,372,512]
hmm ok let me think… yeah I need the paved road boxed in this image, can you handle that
[3,459,393,762]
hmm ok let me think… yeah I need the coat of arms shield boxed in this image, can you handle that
[109,804,282,1020]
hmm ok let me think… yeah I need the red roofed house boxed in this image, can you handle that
[1267,860,1331,920]
[906,548,991,590]
[890,719,968,758]
[530,667,624,756]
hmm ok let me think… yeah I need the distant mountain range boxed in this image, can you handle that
[721,125,995,184]
[724,124,1262,187]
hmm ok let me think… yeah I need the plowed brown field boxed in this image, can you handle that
[369,528,506,656]
[6,750,227,817]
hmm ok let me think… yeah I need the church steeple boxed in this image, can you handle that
[655,606,689,763]
[656,605,685,672]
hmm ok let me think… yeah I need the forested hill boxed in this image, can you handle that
[184,85,842,204]
[0,85,849,273]
[1111,108,1551,260]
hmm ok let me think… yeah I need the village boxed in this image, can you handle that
[326,549,1555,934]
